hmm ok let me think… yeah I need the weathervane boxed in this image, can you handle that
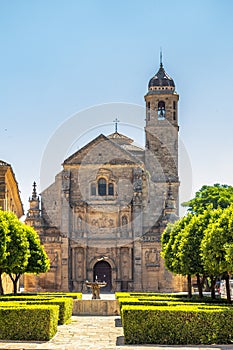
[113,118,120,133]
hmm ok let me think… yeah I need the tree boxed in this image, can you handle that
[6,223,50,294]
[0,210,50,294]
[0,211,9,294]
[23,224,50,274]
[162,184,233,301]
[176,214,206,298]
[161,214,193,297]
[1,211,30,294]
[179,209,222,299]
[182,184,233,215]
[201,205,233,303]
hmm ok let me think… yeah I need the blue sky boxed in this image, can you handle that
[1,0,233,215]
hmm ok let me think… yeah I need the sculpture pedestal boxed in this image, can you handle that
[73,299,120,316]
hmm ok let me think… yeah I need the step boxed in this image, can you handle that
[73,299,120,316]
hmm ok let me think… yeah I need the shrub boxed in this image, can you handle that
[0,295,73,324]
[2,292,82,300]
[0,305,59,341]
[0,297,73,325]
[30,297,73,324]
[122,304,233,345]
[19,292,82,299]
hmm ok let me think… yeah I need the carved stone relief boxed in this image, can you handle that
[76,248,84,281]
[46,249,59,269]
[133,168,143,192]
[145,248,160,267]
[91,214,115,228]
[121,248,130,280]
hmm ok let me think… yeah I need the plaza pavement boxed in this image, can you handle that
[0,293,232,350]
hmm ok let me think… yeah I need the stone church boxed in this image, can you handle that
[25,62,186,293]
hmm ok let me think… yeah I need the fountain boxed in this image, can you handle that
[85,281,107,299]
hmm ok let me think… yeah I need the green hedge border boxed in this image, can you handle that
[0,305,59,341]
[0,297,73,325]
[122,305,233,345]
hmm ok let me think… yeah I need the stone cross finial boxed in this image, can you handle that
[113,118,120,133]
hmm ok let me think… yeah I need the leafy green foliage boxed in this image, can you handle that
[23,225,50,274]
[2,212,30,274]
[0,305,59,340]
[161,215,192,275]
[0,212,9,294]
[0,209,50,294]
[201,205,233,285]
[122,304,233,345]
[162,184,233,300]
[0,211,9,263]
[182,184,233,215]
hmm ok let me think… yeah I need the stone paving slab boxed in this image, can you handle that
[0,316,231,350]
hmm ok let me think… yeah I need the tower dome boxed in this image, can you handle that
[148,63,175,91]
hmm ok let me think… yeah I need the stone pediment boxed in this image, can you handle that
[107,132,134,145]
[63,134,143,166]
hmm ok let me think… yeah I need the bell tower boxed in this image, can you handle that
[144,57,179,213]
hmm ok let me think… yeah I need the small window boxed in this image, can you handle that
[98,178,106,196]
[91,183,96,196]
[158,100,166,120]
[173,111,176,121]
[147,102,150,109]
[173,101,176,110]
[108,183,114,196]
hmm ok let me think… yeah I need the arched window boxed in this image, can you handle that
[91,183,96,196]
[147,102,150,121]
[108,183,114,195]
[173,101,176,109]
[98,178,106,196]
[158,100,166,120]
[173,111,176,121]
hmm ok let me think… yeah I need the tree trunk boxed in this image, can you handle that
[225,274,232,304]
[187,274,192,298]
[196,273,203,299]
[9,273,21,295]
[210,275,216,299]
[0,270,4,295]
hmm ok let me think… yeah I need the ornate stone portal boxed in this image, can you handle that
[24,61,186,293]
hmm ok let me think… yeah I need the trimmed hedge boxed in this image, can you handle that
[122,304,233,345]
[116,292,226,304]
[17,292,82,300]
[0,305,59,341]
[117,297,227,312]
[0,297,73,325]
[1,292,82,300]
[25,297,73,324]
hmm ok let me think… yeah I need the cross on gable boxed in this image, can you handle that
[113,118,120,133]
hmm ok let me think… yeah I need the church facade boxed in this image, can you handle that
[25,62,186,293]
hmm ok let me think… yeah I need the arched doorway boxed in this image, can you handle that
[93,260,112,292]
